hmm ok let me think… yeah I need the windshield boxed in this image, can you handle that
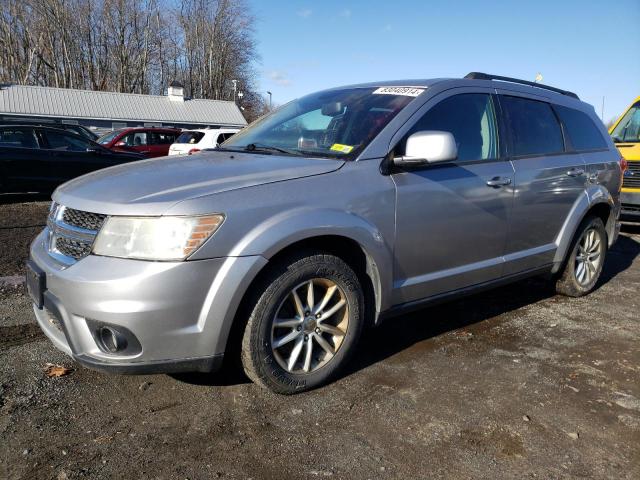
[97,130,122,145]
[223,87,421,158]
[611,102,640,143]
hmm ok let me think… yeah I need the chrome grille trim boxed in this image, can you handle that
[46,203,105,265]
[623,162,640,189]
[62,208,107,231]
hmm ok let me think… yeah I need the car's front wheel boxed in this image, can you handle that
[555,215,607,297]
[241,252,364,394]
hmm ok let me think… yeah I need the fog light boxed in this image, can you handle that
[98,326,127,353]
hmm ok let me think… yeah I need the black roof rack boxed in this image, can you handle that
[464,72,579,99]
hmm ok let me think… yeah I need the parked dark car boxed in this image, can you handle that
[0,125,144,194]
[0,121,98,140]
[97,127,180,158]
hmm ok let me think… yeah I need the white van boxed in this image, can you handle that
[168,128,241,155]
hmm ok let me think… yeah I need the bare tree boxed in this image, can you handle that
[0,0,261,118]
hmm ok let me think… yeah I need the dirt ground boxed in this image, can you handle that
[1,200,639,479]
[0,198,50,277]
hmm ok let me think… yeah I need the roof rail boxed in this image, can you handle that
[464,72,579,99]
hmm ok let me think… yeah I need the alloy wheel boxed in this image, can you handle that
[574,228,603,286]
[270,278,349,374]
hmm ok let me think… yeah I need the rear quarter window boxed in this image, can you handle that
[554,105,608,151]
[175,131,205,144]
[0,128,38,149]
[150,132,177,144]
[501,96,564,157]
[217,132,236,143]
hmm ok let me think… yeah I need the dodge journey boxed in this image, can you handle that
[28,73,623,393]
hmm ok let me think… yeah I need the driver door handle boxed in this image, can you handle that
[566,168,585,177]
[486,176,512,188]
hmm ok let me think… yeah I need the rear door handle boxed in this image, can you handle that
[486,176,512,188]
[566,168,585,177]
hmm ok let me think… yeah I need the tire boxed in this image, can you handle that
[241,251,364,394]
[555,216,607,297]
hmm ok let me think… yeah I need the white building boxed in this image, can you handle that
[0,82,247,135]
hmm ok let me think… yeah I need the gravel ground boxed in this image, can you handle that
[0,201,639,479]
[0,198,50,277]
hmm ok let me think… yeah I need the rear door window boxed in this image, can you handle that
[175,131,205,144]
[42,130,92,152]
[554,105,608,151]
[500,96,564,157]
[0,128,39,149]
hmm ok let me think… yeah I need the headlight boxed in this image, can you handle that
[93,215,224,260]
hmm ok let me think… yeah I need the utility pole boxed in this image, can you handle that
[601,96,605,121]
[231,79,238,102]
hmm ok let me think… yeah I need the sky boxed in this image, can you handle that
[248,0,640,123]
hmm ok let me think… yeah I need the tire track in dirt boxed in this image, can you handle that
[0,323,45,350]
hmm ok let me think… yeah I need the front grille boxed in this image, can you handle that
[622,162,640,188]
[62,208,106,231]
[55,236,93,260]
[621,203,640,213]
[47,203,105,265]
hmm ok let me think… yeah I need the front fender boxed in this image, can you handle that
[228,207,394,313]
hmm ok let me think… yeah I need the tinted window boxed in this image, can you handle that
[175,131,205,144]
[218,132,236,143]
[43,131,92,152]
[555,106,607,151]
[0,128,38,148]
[402,93,498,161]
[501,96,564,157]
[611,101,640,143]
[149,132,176,144]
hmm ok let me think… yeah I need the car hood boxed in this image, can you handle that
[53,150,344,215]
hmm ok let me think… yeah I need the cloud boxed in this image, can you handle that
[266,70,291,87]
[340,9,351,18]
[297,8,312,18]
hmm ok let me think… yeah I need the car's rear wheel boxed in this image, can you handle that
[555,216,607,297]
[241,252,364,394]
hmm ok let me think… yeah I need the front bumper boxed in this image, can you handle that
[29,230,267,374]
[620,190,640,222]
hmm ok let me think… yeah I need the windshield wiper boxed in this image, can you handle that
[244,143,301,156]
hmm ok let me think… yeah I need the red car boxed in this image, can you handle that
[97,127,180,158]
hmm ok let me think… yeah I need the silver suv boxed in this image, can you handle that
[27,73,622,394]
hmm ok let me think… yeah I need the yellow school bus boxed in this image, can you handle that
[610,96,640,221]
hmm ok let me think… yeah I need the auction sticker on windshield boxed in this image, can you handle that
[372,87,424,97]
[330,143,354,153]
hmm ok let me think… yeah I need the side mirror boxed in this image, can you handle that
[114,141,126,147]
[394,131,457,167]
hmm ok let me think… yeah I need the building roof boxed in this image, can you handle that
[0,84,247,126]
